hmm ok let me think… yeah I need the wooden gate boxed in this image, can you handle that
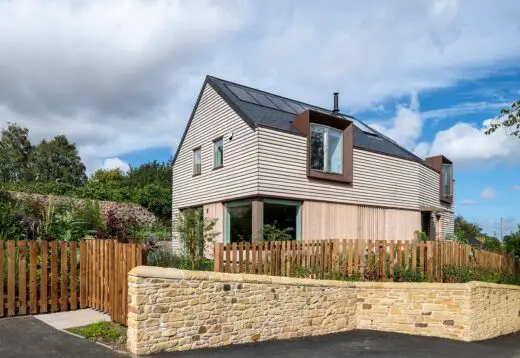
[0,239,143,326]
[80,239,143,325]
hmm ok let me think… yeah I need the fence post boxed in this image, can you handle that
[214,243,222,272]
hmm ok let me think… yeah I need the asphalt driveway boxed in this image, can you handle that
[153,330,520,358]
[0,316,519,357]
[0,316,123,358]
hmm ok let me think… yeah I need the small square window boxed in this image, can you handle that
[213,137,223,168]
[193,147,201,176]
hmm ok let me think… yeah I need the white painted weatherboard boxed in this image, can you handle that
[171,84,259,251]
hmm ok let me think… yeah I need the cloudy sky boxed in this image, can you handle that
[1,0,520,235]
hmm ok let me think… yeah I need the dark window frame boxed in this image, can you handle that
[192,146,202,176]
[309,123,344,174]
[213,136,224,170]
[293,109,353,183]
[425,155,453,204]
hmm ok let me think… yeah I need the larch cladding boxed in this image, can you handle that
[127,268,520,355]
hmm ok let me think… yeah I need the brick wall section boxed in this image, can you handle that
[127,268,520,355]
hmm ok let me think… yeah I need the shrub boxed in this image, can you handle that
[442,265,519,285]
[146,247,214,271]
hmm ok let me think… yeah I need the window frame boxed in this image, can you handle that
[213,136,224,170]
[192,146,201,176]
[441,163,453,198]
[224,198,302,244]
[292,109,353,184]
[310,123,344,175]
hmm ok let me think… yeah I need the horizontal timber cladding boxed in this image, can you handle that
[172,84,259,211]
[257,127,440,210]
[301,201,421,242]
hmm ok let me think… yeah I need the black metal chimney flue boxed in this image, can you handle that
[333,92,339,114]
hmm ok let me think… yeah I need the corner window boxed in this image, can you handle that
[226,201,252,244]
[213,137,223,168]
[310,124,343,174]
[193,147,201,176]
[441,163,453,198]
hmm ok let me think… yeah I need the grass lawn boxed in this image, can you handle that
[67,321,127,351]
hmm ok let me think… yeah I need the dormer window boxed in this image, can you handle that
[426,155,453,204]
[441,163,453,198]
[310,124,343,174]
[292,109,353,184]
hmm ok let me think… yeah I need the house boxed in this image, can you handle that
[171,76,454,252]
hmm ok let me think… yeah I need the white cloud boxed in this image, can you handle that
[101,158,130,173]
[512,185,520,191]
[371,93,422,150]
[480,187,496,199]
[426,120,520,165]
[459,199,476,206]
[0,0,520,170]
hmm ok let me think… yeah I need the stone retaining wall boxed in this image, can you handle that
[127,268,520,355]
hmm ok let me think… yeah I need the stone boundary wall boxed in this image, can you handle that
[127,268,520,355]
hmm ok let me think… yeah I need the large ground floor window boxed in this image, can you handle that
[224,198,301,243]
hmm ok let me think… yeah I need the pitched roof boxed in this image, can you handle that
[207,76,427,165]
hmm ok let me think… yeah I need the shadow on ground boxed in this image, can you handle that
[151,330,520,358]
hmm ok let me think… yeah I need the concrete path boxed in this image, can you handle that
[152,330,520,358]
[0,316,122,358]
[34,308,110,330]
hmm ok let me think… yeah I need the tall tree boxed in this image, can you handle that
[0,123,33,182]
[485,100,520,137]
[127,159,172,189]
[454,215,483,241]
[503,225,520,261]
[30,135,86,186]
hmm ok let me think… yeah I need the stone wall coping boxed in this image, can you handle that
[129,266,519,290]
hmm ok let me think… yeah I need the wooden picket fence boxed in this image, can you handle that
[214,239,518,281]
[0,239,143,326]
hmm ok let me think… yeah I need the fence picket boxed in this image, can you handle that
[60,241,68,311]
[29,241,37,314]
[7,240,15,317]
[70,241,78,310]
[18,240,27,315]
[0,241,3,317]
[40,241,48,313]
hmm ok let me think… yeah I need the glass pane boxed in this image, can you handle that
[286,101,306,114]
[226,84,259,104]
[352,118,376,134]
[193,149,201,175]
[442,164,452,196]
[265,95,297,114]
[310,124,327,171]
[214,139,223,167]
[328,129,343,174]
[228,203,252,243]
[248,91,278,109]
[263,203,297,241]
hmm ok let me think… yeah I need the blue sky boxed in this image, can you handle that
[0,0,519,236]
